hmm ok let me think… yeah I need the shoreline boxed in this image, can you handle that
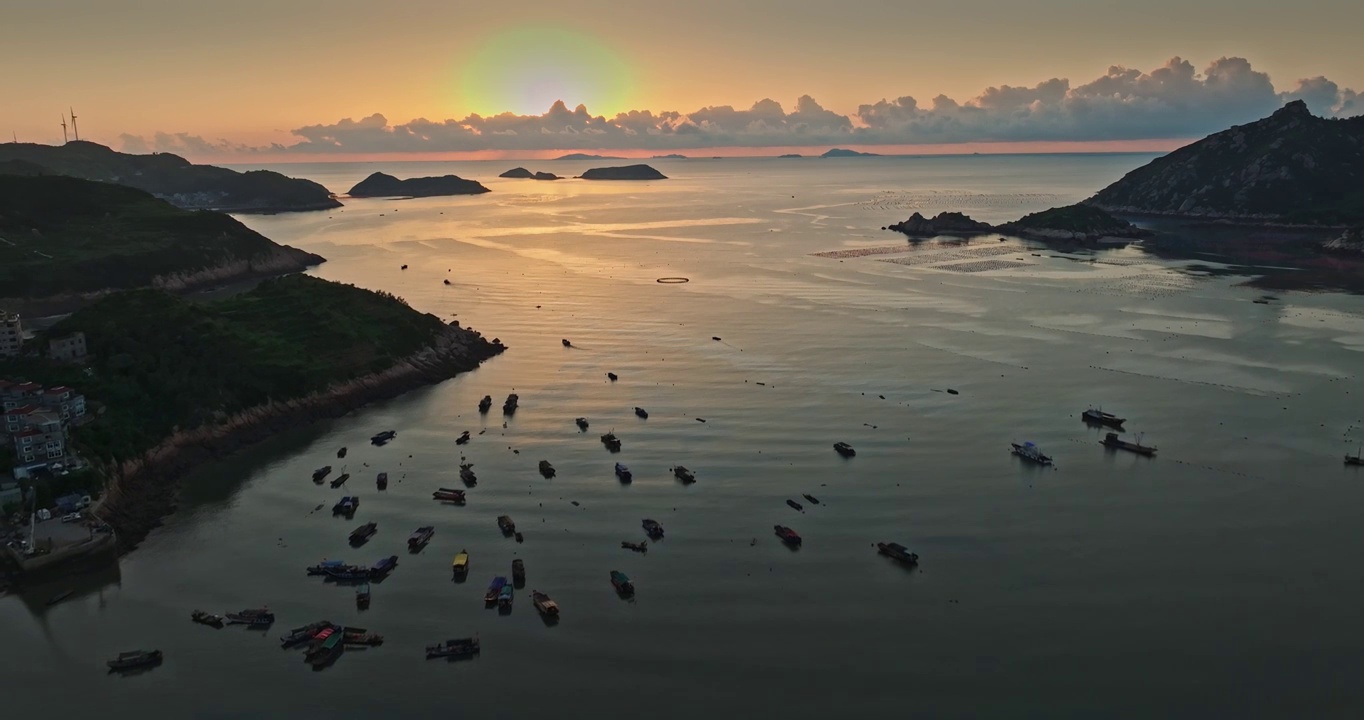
[92,323,505,551]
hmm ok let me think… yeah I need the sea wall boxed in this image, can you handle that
[92,324,505,549]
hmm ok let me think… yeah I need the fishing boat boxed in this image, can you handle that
[514,531,524,543]
[376,472,388,489]
[485,576,507,604]
[190,610,224,628]
[601,432,623,452]
[673,466,696,484]
[280,621,331,647]
[329,471,351,489]
[356,582,371,609]
[349,522,378,546]
[497,515,516,535]
[803,493,820,505]
[503,393,519,414]
[833,442,856,458]
[344,630,384,646]
[307,632,344,668]
[512,559,526,586]
[452,550,469,578]
[575,417,590,430]
[538,460,556,478]
[312,465,332,482]
[774,525,802,547]
[107,650,162,672]
[337,447,347,458]
[642,518,665,539]
[307,559,349,576]
[610,570,634,596]
[615,463,632,482]
[456,431,471,445]
[426,637,480,659]
[433,488,467,504]
[634,407,649,419]
[332,496,359,516]
[407,526,435,552]
[1101,432,1157,457]
[607,372,618,381]
[370,430,397,445]
[226,607,275,626]
[786,499,804,512]
[498,582,514,609]
[370,556,399,577]
[532,590,560,618]
[877,542,920,565]
[305,627,337,657]
[1345,445,1362,466]
[1010,441,1054,466]
[622,541,648,553]
[478,395,493,413]
[1082,407,1126,428]
[325,564,371,582]
[460,463,477,486]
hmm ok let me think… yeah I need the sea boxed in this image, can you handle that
[4,155,1364,718]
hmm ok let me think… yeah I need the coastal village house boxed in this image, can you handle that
[0,311,21,357]
[0,380,87,475]
[47,332,87,363]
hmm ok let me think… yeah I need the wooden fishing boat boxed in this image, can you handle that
[575,417,590,430]
[426,637,480,659]
[538,460,556,478]
[107,650,162,672]
[601,432,622,452]
[512,559,526,586]
[642,518,665,539]
[877,542,920,565]
[634,407,649,419]
[376,472,388,490]
[485,576,507,604]
[833,442,856,458]
[502,393,519,414]
[329,472,351,489]
[456,431,471,445]
[497,515,516,535]
[615,463,632,482]
[190,610,224,628]
[786,499,804,512]
[452,550,469,578]
[356,582,371,609]
[349,522,378,546]
[610,570,634,596]
[407,526,435,552]
[672,466,696,483]
[532,590,560,618]
[774,525,802,547]
[226,607,275,626]
[478,395,493,413]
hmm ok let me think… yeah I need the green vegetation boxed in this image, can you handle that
[0,275,453,465]
[0,141,339,212]
[0,174,320,297]
[1006,204,1139,234]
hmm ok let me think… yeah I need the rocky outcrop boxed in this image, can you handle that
[1086,101,1364,225]
[348,172,490,198]
[93,324,505,549]
[499,167,562,180]
[821,148,880,158]
[999,205,1150,241]
[578,164,668,180]
[888,212,993,237]
[1322,228,1364,255]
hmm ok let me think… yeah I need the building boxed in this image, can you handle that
[14,421,65,465]
[42,387,86,422]
[48,332,87,362]
[1,381,43,411]
[1,380,87,474]
[0,311,21,357]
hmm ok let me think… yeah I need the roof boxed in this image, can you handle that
[0,380,13,389]
[45,386,72,395]
[15,382,40,392]
[6,404,39,416]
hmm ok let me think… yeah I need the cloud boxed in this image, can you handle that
[121,56,1360,156]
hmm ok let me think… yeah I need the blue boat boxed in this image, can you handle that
[484,576,507,604]
[498,582,514,609]
[370,556,399,577]
[332,496,359,516]
[307,559,348,576]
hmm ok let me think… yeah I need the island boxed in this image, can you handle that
[499,167,562,180]
[888,205,1148,241]
[1,274,504,548]
[348,172,490,198]
[554,153,626,161]
[0,140,339,213]
[1086,100,1364,226]
[651,154,688,160]
[0,174,324,313]
[822,148,881,158]
[578,164,668,181]
[777,154,804,159]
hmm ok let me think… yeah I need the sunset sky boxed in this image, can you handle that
[4,0,1361,159]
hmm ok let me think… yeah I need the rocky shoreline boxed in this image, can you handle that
[92,323,505,550]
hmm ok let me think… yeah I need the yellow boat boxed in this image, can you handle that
[452,550,469,577]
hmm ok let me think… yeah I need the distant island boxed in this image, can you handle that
[578,164,668,181]
[348,172,489,198]
[1086,100,1364,226]
[822,148,881,158]
[888,205,1148,242]
[554,153,626,161]
[651,154,688,160]
[499,167,562,181]
[0,174,323,310]
[777,154,804,159]
[0,141,339,213]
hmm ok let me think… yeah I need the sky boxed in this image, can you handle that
[2,0,1362,159]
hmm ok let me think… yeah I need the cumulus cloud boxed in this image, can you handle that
[120,56,1360,157]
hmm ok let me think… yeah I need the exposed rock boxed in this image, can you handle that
[888,212,993,237]
[578,164,668,181]
[1322,227,1364,255]
[999,205,1150,241]
[499,167,561,180]
[348,172,490,198]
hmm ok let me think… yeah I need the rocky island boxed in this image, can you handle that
[888,212,994,236]
[0,141,339,213]
[499,167,562,180]
[1086,100,1364,226]
[555,153,625,160]
[0,174,323,313]
[822,148,880,158]
[888,205,1148,242]
[578,164,668,180]
[348,172,490,198]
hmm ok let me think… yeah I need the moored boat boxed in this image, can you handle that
[877,542,920,565]
[433,487,466,504]
[426,637,480,659]
[452,550,469,578]
[344,631,384,646]
[802,493,820,505]
[1082,407,1126,428]
[356,582,371,609]
[1101,432,1157,457]
[337,446,347,458]
[226,607,275,626]
[610,570,634,596]
[349,522,377,546]
[538,460,556,478]
[601,432,622,452]
[312,465,332,482]
[307,559,350,576]
[456,430,471,445]
[774,525,802,546]
[307,632,344,668]
[478,395,493,413]
[1345,445,1362,466]
[642,518,665,539]
[485,576,507,604]
[460,463,477,486]
[497,515,516,535]
[562,338,572,347]
[672,465,696,483]
[370,555,399,577]
[107,650,162,672]
[786,499,804,512]
[370,430,397,445]
[280,621,332,648]
[833,442,856,458]
[607,372,618,381]
[622,540,648,553]
[407,526,435,552]
[532,590,560,618]
[332,496,359,516]
[190,610,224,628]
[329,471,351,488]
[498,582,514,609]
[512,559,526,586]
[376,472,388,489]
[634,407,649,419]
[615,463,632,482]
[1010,441,1054,466]
[575,417,590,430]
[503,393,519,414]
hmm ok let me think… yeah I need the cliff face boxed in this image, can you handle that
[348,172,490,197]
[1086,101,1364,225]
[93,324,505,548]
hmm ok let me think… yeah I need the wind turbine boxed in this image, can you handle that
[69,107,79,141]
[61,116,68,144]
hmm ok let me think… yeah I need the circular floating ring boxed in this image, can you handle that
[656,277,690,284]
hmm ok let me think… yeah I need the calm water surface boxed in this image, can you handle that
[5,156,1364,718]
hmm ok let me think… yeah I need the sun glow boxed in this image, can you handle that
[454,27,636,117]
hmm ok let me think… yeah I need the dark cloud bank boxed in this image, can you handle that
[123,57,1360,156]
